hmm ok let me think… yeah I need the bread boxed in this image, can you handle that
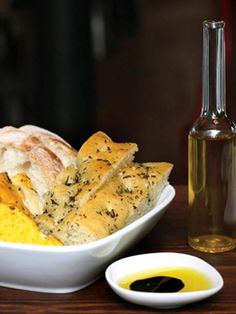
[20,125,77,167]
[0,126,173,246]
[0,172,31,217]
[118,162,173,223]
[75,131,138,206]
[11,173,43,216]
[0,126,77,215]
[0,127,63,196]
[38,162,173,245]
[40,131,138,224]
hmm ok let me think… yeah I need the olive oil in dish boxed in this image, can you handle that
[106,253,224,309]
[188,20,236,253]
[119,267,212,293]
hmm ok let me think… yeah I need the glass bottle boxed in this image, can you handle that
[188,20,236,253]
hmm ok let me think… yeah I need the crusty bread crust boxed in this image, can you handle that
[20,125,77,167]
[20,125,69,142]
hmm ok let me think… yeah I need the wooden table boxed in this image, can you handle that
[0,185,235,313]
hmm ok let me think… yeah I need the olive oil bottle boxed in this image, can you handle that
[188,20,236,253]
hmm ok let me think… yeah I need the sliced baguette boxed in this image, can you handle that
[50,162,173,245]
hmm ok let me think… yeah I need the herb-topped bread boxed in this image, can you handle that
[39,131,138,225]
[37,162,173,245]
[75,131,139,206]
[0,126,173,246]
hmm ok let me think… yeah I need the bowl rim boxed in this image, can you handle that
[0,185,175,253]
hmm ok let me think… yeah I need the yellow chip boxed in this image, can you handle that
[0,203,62,246]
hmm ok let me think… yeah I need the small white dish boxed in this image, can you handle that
[0,185,175,293]
[105,252,224,309]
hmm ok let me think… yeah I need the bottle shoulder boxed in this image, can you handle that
[189,115,236,138]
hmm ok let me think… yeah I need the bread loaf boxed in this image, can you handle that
[20,125,77,167]
[0,126,77,215]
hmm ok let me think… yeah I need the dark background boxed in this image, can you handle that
[0,0,235,184]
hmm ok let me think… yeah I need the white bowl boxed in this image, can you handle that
[0,185,175,293]
[105,252,224,309]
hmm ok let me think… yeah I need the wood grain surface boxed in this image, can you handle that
[0,185,235,314]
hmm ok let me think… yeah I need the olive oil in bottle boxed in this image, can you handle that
[188,20,236,253]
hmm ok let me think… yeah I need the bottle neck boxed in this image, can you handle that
[201,20,226,118]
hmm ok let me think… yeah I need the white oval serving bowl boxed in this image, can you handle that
[0,185,175,293]
[105,252,224,309]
